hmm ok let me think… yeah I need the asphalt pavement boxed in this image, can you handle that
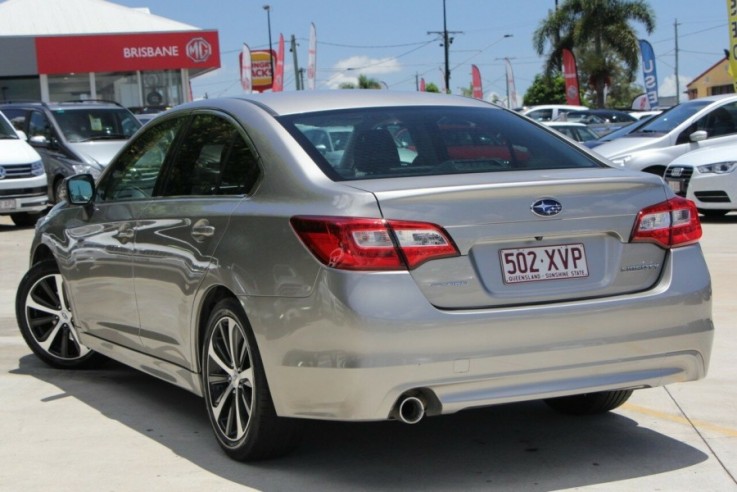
[1,214,735,491]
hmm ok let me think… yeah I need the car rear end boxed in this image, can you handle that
[240,94,713,422]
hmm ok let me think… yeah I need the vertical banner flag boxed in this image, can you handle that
[419,78,426,92]
[240,43,252,93]
[307,23,317,90]
[273,34,285,92]
[439,67,447,94]
[471,64,483,99]
[728,0,737,90]
[638,39,659,109]
[562,48,581,106]
[504,58,518,108]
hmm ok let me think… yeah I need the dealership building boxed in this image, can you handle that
[0,0,220,110]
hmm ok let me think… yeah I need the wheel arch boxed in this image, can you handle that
[195,285,239,371]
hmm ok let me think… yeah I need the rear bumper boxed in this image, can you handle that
[243,244,713,421]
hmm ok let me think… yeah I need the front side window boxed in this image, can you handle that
[281,106,602,181]
[97,116,184,202]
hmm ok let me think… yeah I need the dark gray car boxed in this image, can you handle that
[16,91,713,461]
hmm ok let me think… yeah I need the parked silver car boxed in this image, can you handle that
[16,91,713,461]
[594,94,737,175]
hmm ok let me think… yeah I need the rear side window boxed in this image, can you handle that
[159,113,260,197]
[281,106,602,181]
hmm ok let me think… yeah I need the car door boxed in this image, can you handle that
[132,111,261,369]
[62,115,186,350]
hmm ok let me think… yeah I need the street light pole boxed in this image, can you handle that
[263,5,274,89]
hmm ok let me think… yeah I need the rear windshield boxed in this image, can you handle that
[280,106,603,181]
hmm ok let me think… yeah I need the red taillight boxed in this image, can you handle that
[290,216,459,270]
[631,197,702,248]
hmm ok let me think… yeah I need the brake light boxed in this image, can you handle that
[290,216,459,270]
[631,197,702,248]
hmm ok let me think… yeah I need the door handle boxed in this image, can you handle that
[191,219,215,242]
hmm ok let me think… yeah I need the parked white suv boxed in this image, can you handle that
[0,111,47,227]
[594,95,737,175]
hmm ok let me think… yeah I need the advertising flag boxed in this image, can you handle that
[504,58,518,108]
[638,39,659,109]
[439,67,447,94]
[239,43,252,93]
[419,77,426,92]
[307,23,317,90]
[273,34,285,92]
[728,0,737,90]
[562,48,581,106]
[471,64,483,99]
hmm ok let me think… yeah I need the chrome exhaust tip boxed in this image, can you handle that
[394,395,425,424]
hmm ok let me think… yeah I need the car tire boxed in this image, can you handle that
[54,178,67,204]
[202,298,303,461]
[544,389,633,415]
[16,259,103,369]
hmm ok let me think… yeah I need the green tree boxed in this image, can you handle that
[425,82,440,93]
[339,74,382,89]
[523,73,567,106]
[532,0,655,108]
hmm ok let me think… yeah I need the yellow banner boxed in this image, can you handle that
[728,0,737,89]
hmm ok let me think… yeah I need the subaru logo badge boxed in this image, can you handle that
[531,198,562,217]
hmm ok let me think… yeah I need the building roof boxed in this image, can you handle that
[0,0,198,36]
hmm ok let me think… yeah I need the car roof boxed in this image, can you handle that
[188,90,499,117]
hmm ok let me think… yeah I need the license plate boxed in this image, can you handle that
[0,199,16,211]
[666,179,684,194]
[500,243,589,284]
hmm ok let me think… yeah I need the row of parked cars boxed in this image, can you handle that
[524,96,737,217]
[0,100,142,226]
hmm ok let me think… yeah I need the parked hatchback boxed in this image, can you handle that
[16,91,713,461]
[594,95,737,175]
[0,100,141,203]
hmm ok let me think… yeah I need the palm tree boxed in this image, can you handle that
[533,0,655,108]
[339,74,382,90]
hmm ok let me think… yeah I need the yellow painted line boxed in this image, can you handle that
[623,403,737,438]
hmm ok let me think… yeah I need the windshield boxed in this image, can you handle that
[281,106,603,181]
[633,100,711,134]
[0,113,18,139]
[52,108,142,142]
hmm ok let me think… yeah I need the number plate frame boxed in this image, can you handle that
[500,243,589,284]
[0,198,17,211]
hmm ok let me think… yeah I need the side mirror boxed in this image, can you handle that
[690,130,708,142]
[29,135,50,147]
[66,174,96,205]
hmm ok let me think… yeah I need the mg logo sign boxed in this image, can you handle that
[186,37,212,63]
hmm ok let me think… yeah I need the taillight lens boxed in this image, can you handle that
[290,216,459,270]
[631,197,702,248]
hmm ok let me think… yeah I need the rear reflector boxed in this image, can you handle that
[631,197,702,248]
[290,216,459,270]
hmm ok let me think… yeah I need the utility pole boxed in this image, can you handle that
[290,35,301,90]
[428,0,462,94]
[263,5,274,88]
[674,19,681,104]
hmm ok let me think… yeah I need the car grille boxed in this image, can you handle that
[0,163,39,179]
[694,191,731,203]
[664,166,693,197]
[0,185,47,198]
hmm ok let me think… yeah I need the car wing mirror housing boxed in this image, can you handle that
[66,174,96,206]
[690,130,708,142]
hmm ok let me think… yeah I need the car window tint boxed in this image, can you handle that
[97,116,184,202]
[29,111,52,140]
[160,113,259,197]
[51,108,142,142]
[696,101,737,138]
[282,106,602,181]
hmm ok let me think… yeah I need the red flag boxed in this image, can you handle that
[471,64,483,99]
[273,34,285,92]
[562,49,581,105]
[419,77,426,92]
[504,58,517,108]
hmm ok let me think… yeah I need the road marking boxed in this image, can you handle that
[623,403,737,437]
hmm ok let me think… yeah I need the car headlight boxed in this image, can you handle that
[30,160,44,176]
[610,155,631,167]
[72,163,102,178]
[697,162,737,174]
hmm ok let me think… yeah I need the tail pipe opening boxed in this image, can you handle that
[391,392,427,424]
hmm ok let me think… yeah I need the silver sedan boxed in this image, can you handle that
[16,91,713,461]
